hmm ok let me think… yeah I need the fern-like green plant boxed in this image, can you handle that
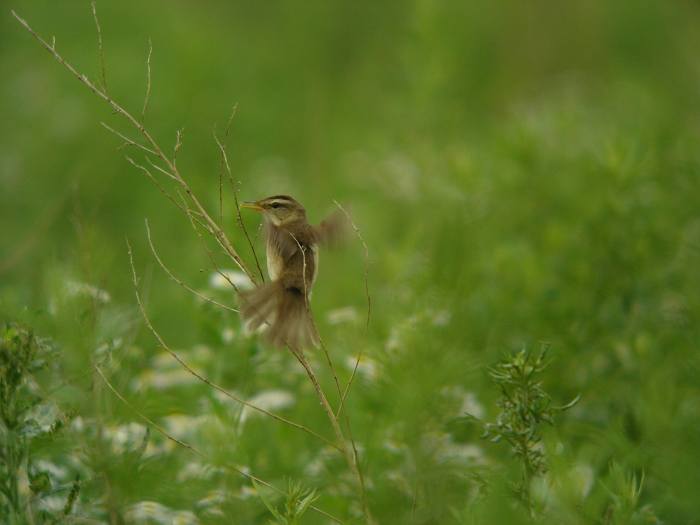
[254,478,319,525]
[470,347,579,514]
[0,323,77,524]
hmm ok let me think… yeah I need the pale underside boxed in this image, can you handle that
[266,238,319,290]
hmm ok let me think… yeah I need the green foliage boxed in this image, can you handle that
[254,479,319,525]
[3,0,700,522]
[0,323,76,524]
[474,349,578,513]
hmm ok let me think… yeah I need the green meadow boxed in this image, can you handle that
[2,1,700,523]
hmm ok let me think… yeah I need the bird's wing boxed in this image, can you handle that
[313,209,350,248]
[266,222,301,260]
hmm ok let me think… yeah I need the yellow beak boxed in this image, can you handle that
[240,201,264,212]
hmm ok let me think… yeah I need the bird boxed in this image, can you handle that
[238,195,348,350]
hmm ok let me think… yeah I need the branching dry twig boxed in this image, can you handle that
[145,219,238,313]
[126,239,339,451]
[90,0,107,93]
[333,201,371,420]
[214,105,266,283]
[288,225,373,522]
[141,37,152,122]
[12,9,256,283]
[100,122,157,156]
[179,192,242,294]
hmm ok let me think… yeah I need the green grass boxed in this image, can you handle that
[2,0,700,523]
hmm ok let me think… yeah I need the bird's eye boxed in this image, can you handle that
[270,203,281,209]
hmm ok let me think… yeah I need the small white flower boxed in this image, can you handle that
[126,501,199,525]
[570,463,594,498]
[208,270,254,291]
[241,390,295,423]
[177,462,223,482]
[221,327,235,343]
[134,368,198,390]
[104,422,148,454]
[34,460,68,480]
[344,355,379,381]
[65,280,111,303]
[326,306,359,325]
[431,309,452,326]
[162,415,206,440]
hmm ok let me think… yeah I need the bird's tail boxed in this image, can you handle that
[239,281,319,350]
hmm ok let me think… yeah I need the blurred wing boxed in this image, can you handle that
[314,209,350,248]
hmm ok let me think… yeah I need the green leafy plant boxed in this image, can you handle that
[474,348,579,513]
[0,323,76,524]
[601,462,659,525]
[254,479,319,525]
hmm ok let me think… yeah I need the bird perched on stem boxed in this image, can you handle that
[239,195,348,350]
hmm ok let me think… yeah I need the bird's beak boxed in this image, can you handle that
[240,201,264,212]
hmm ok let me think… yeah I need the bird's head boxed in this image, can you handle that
[240,195,306,226]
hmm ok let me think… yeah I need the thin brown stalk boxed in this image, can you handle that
[100,122,157,156]
[141,37,152,122]
[94,365,343,524]
[126,239,337,450]
[333,200,371,329]
[214,111,265,283]
[145,219,238,313]
[289,348,373,523]
[333,201,371,420]
[124,156,186,215]
[90,0,107,93]
[179,193,242,294]
[173,128,184,164]
[288,230,373,523]
[144,156,179,183]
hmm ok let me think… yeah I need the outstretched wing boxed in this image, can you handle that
[313,209,350,248]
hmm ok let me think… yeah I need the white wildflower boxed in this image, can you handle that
[162,415,207,440]
[126,501,199,525]
[569,463,594,499]
[221,327,235,343]
[65,280,111,303]
[104,422,148,454]
[34,460,68,480]
[241,390,295,423]
[344,355,379,381]
[177,462,223,482]
[431,309,452,326]
[326,306,359,325]
[134,368,198,390]
[208,270,254,291]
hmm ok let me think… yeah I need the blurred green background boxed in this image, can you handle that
[2,0,700,523]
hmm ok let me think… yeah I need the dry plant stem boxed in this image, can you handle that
[12,10,256,284]
[124,156,189,216]
[333,201,371,419]
[290,348,373,523]
[333,200,371,329]
[141,37,152,122]
[94,365,343,524]
[289,229,373,522]
[126,239,339,451]
[180,193,242,294]
[214,109,265,283]
[90,0,107,93]
[100,122,157,155]
[144,219,238,312]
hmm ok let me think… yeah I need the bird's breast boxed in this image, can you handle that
[266,240,284,281]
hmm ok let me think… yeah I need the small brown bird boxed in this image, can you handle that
[239,195,347,350]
